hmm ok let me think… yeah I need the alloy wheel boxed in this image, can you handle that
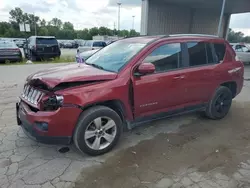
[84,117,117,151]
[214,92,232,115]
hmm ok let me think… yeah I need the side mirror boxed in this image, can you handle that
[135,63,155,76]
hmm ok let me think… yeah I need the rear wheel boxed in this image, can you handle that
[73,106,122,156]
[205,86,232,120]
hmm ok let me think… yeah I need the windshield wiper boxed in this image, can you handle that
[86,63,104,70]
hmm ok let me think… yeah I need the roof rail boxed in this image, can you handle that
[169,34,219,38]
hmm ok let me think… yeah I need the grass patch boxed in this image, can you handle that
[0,56,76,66]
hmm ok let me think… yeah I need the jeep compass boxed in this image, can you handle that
[16,34,244,156]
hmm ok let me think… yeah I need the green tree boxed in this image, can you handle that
[0,22,11,37]
[129,29,139,37]
[9,7,26,23]
[38,27,49,36]
[49,18,62,29]
[76,29,91,40]
[89,27,99,37]
[99,27,108,35]
[244,36,250,43]
[119,30,129,37]
[227,28,245,43]
[63,22,74,30]
[3,7,143,40]
[40,19,46,27]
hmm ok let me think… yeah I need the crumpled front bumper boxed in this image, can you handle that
[16,101,81,145]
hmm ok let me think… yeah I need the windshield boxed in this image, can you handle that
[85,41,146,72]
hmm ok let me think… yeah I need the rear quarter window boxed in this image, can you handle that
[93,42,104,47]
[214,43,226,61]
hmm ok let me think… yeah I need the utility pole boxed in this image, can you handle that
[33,12,37,36]
[132,16,135,30]
[117,2,122,31]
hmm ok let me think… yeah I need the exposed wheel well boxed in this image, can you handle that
[221,81,237,98]
[81,100,126,122]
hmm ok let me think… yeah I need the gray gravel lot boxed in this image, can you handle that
[0,64,250,188]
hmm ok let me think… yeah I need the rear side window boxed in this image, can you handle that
[235,45,249,52]
[36,38,58,45]
[187,42,207,66]
[214,43,226,61]
[93,42,105,47]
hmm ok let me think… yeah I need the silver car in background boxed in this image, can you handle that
[76,49,99,63]
[77,40,106,53]
[231,43,250,64]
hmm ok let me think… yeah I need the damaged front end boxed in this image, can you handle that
[21,78,106,112]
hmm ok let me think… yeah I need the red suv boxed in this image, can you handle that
[16,34,244,156]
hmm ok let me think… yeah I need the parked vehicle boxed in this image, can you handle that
[76,49,99,63]
[64,41,74,48]
[23,36,61,61]
[0,41,22,62]
[58,40,65,48]
[16,34,244,156]
[77,40,106,53]
[14,39,25,48]
[230,43,250,64]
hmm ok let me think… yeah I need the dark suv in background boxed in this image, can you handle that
[24,36,61,61]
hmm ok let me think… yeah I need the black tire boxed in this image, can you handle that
[73,106,122,156]
[205,86,232,120]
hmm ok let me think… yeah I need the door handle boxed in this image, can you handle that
[173,75,185,79]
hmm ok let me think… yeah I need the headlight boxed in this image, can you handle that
[43,95,64,111]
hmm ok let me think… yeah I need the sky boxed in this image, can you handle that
[0,0,249,35]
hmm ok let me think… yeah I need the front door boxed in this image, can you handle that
[132,42,188,118]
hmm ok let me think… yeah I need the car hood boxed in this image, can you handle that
[27,64,118,89]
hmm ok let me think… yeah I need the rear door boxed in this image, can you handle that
[182,41,223,104]
[132,42,189,117]
[36,38,59,54]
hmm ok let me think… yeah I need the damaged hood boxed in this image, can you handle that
[27,64,118,88]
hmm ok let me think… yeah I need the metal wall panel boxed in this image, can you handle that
[147,1,191,35]
[190,9,225,36]
[144,0,229,37]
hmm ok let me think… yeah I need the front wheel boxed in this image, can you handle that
[205,86,232,120]
[73,106,122,156]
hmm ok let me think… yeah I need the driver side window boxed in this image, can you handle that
[144,43,181,73]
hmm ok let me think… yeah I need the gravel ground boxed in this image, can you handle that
[0,64,250,188]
